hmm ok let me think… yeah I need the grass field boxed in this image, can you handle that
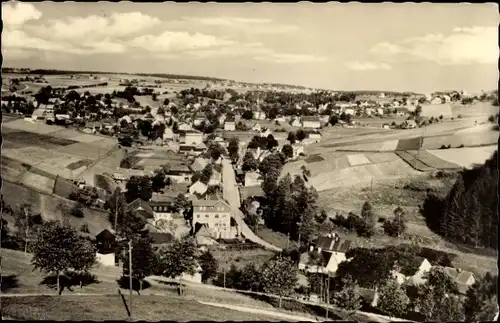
[427,145,497,169]
[395,151,435,172]
[211,245,275,271]
[406,150,461,170]
[1,295,282,321]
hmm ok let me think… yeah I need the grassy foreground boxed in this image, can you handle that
[1,295,282,321]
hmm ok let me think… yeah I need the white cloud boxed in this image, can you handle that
[2,2,42,27]
[345,61,392,71]
[256,52,328,64]
[181,16,298,34]
[131,31,236,53]
[31,12,160,41]
[369,26,498,65]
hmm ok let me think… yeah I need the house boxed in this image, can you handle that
[208,169,222,187]
[224,120,236,131]
[275,116,287,123]
[183,130,204,146]
[395,107,409,116]
[126,198,155,220]
[189,181,208,196]
[178,122,192,131]
[365,108,375,116]
[259,128,273,138]
[430,97,442,104]
[244,172,263,187]
[344,109,355,116]
[192,198,234,239]
[149,193,176,222]
[382,123,391,129]
[252,122,262,132]
[291,118,302,127]
[253,111,266,120]
[191,157,208,173]
[443,267,476,295]
[308,132,322,143]
[292,144,305,158]
[95,229,117,255]
[298,233,352,274]
[376,108,384,116]
[163,127,174,141]
[402,119,418,129]
[379,92,385,98]
[302,116,321,129]
[165,163,193,183]
[192,113,206,126]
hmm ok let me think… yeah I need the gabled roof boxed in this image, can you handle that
[126,198,154,219]
[315,235,352,253]
[302,116,320,122]
[191,157,208,172]
[444,267,475,284]
[150,232,175,244]
[192,197,230,208]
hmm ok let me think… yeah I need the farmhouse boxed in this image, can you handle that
[298,233,352,274]
[302,116,321,129]
[224,120,236,131]
[149,193,177,222]
[182,130,204,146]
[253,111,266,120]
[443,267,476,294]
[189,180,208,196]
[126,198,154,220]
[244,172,263,187]
[344,108,355,116]
[165,163,193,183]
[191,157,208,172]
[192,198,235,239]
[395,107,409,116]
[291,118,302,127]
[192,113,206,126]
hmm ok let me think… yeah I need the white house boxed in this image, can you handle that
[244,172,263,187]
[189,181,208,196]
[292,144,305,158]
[365,108,375,116]
[379,92,386,98]
[302,116,321,129]
[253,111,266,120]
[224,121,236,131]
[442,94,451,103]
[308,132,322,143]
[96,252,116,267]
[184,131,204,146]
[430,97,442,104]
[178,122,192,131]
[252,122,262,132]
[298,233,351,274]
[291,118,302,127]
[344,109,355,116]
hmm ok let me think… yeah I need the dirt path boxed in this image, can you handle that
[197,300,319,322]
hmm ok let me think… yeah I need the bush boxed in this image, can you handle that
[457,114,462,118]
[80,223,89,233]
[378,217,386,223]
[458,144,464,148]
[70,203,85,218]
[488,115,495,122]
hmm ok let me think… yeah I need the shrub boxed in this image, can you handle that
[457,114,462,118]
[488,115,495,122]
[70,203,85,218]
[458,144,464,148]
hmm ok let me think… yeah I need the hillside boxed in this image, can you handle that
[1,180,112,236]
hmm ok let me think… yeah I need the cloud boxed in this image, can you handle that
[255,52,328,64]
[31,12,160,40]
[345,61,392,71]
[181,16,298,34]
[369,26,498,65]
[130,31,236,53]
[2,2,42,27]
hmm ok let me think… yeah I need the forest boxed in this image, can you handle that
[421,150,498,249]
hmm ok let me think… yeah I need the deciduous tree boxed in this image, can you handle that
[242,152,259,172]
[331,275,362,314]
[260,258,298,308]
[377,279,410,318]
[199,250,218,283]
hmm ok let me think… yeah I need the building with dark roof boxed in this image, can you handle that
[126,198,155,219]
[298,233,352,274]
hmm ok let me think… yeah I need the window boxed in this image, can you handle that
[215,214,219,219]
[197,214,200,218]
[205,214,209,218]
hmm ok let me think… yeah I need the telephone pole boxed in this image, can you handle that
[23,206,29,253]
[128,240,133,319]
[326,273,331,320]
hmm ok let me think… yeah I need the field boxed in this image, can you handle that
[395,151,436,172]
[1,180,112,236]
[427,145,497,169]
[316,174,498,277]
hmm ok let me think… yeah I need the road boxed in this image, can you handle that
[221,158,281,252]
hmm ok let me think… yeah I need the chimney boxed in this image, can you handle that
[309,245,314,252]
[327,233,332,238]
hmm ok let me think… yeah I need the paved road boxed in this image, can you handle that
[221,158,281,252]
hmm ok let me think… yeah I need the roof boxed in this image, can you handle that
[126,198,154,218]
[239,185,265,200]
[444,267,475,284]
[191,157,208,172]
[96,229,116,241]
[315,235,352,253]
[168,163,192,173]
[245,172,263,182]
[192,197,230,208]
[302,116,320,122]
[190,181,208,195]
[395,107,409,112]
[150,232,175,245]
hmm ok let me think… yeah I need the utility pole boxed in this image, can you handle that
[114,192,119,231]
[326,273,330,320]
[23,206,29,253]
[286,232,290,249]
[128,240,133,320]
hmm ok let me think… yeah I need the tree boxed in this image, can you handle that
[287,131,296,144]
[329,114,339,126]
[282,144,293,159]
[123,235,156,293]
[116,210,147,241]
[383,207,407,237]
[172,193,190,215]
[31,221,82,294]
[331,275,362,314]
[199,164,213,185]
[125,176,153,202]
[207,142,226,161]
[151,169,167,192]
[296,129,306,142]
[242,152,259,172]
[71,238,97,289]
[415,106,423,116]
[377,279,410,318]
[260,258,298,308]
[199,250,218,283]
[70,203,85,218]
[227,137,240,164]
[238,263,262,291]
[464,272,498,321]
[415,266,460,321]
[156,236,198,280]
[357,201,376,238]
[105,187,127,231]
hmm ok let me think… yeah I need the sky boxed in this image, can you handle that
[2,1,498,93]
